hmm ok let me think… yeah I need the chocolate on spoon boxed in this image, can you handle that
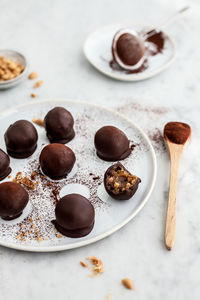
[164,121,191,251]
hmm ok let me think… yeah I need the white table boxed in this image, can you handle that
[0,0,200,299]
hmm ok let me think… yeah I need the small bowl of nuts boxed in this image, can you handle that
[0,49,28,89]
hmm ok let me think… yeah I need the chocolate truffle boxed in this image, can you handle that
[44,107,75,143]
[104,162,141,200]
[0,149,11,181]
[112,29,145,70]
[0,182,29,220]
[53,193,95,238]
[4,120,38,158]
[94,126,131,161]
[39,143,76,180]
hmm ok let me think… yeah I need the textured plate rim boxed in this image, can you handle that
[83,23,176,81]
[0,99,157,252]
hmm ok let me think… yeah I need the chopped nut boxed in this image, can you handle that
[114,182,120,188]
[37,236,43,242]
[80,261,88,268]
[31,171,38,180]
[87,256,99,265]
[87,256,104,275]
[57,234,62,239]
[30,93,37,98]
[33,80,43,88]
[29,218,33,223]
[93,260,104,274]
[8,175,11,179]
[121,278,134,290]
[32,118,44,127]
[13,172,36,189]
[28,72,38,80]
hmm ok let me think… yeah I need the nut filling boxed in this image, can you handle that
[104,162,141,200]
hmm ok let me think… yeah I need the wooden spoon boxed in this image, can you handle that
[164,122,191,250]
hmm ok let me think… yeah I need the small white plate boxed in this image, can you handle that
[0,49,28,89]
[0,99,157,252]
[83,24,176,81]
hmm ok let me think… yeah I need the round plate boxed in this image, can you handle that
[0,99,157,252]
[83,24,176,81]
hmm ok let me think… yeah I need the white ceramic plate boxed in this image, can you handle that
[0,99,157,252]
[83,24,176,81]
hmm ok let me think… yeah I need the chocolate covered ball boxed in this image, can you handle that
[0,149,11,181]
[104,162,141,200]
[53,193,95,238]
[0,182,29,220]
[4,120,38,158]
[44,107,75,143]
[112,30,145,70]
[39,143,76,180]
[94,126,131,161]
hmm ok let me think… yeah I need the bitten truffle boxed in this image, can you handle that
[112,30,145,70]
[53,193,95,238]
[44,107,75,143]
[0,182,29,220]
[94,126,131,161]
[39,143,76,180]
[4,120,38,158]
[0,149,11,181]
[104,162,141,200]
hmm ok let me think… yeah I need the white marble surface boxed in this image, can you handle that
[0,0,200,299]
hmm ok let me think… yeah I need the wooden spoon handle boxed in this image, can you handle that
[165,149,181,250]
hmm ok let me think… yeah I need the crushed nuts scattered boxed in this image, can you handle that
[87,256,104,275]
[13,172,36,189]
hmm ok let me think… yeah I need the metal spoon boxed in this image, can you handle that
[142,6,190,40]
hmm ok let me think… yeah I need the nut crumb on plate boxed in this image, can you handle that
[32,118,44,127]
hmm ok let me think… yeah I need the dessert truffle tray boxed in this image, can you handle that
[0,100,156,252]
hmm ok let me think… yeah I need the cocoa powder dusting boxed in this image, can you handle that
[164,122,191,144]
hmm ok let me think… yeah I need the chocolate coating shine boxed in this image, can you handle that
[44,107,75,144]
[113,32,145,66]
[0,182,29,220]
[94,126,131,161]
[4,120,38,158]
[0,149,11,181]
[104,162,141,200]
[39,143,76,180]
[53,194,95,238]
